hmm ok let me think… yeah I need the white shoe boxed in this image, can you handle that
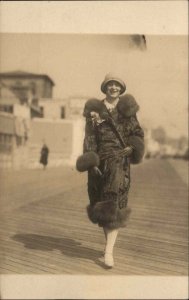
[104,252,114,268]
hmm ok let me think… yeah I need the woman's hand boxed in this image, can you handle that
[122,146,133,157]
[91,166,102,177]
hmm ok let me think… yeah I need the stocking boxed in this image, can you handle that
[104,228,118,254]
[103,227,107,240]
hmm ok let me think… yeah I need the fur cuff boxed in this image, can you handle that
[118,94,139,117]
[76,151,100,172]
[128,136,145,164]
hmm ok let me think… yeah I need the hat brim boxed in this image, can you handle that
[101,79,126,95]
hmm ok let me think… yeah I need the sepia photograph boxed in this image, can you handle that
[0,1,188,299]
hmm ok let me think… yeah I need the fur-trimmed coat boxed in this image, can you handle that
[83,95,145,229]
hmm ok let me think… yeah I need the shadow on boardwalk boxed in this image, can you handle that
[12,233,109,270]
[0,158,188,275]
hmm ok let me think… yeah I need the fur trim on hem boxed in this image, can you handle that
[87,201,131,229]
[128,135,145,164]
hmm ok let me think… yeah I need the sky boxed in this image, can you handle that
[0,33,188,138]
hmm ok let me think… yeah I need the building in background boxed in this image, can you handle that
[37,96,88,120]
[0,107,31,169]
[0,71,86,169]
[31,95,87,168]
[0,79,32,169]
[0,70,54,99]
[0,72,43,118]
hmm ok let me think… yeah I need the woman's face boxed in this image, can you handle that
[105,81,122,100]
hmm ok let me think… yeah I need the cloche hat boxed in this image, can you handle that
[101,73,126,95]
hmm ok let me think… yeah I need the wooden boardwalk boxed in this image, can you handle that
[0,159,188,275]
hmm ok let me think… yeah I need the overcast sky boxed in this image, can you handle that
[0,33,188,138]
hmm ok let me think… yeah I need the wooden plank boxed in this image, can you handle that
[0,159,188,275]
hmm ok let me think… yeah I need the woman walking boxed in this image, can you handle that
[40,143,49,170]
[77,73,145,268]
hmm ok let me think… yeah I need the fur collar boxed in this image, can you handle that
[117,94,139,117]
[83,94,139,119]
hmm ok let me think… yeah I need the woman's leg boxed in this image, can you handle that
[101,227,107,257]
[103,227,107,240]
[104,228,119,267]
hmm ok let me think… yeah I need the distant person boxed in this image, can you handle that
[40,144,49,169]
[76,74,145,268]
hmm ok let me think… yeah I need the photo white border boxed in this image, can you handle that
[0,1,188,35]
[0,1,188,299]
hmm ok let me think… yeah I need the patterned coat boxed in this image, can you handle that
[83,95,145,229]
